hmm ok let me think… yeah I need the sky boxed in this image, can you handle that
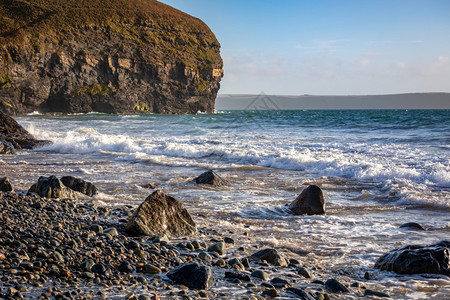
[159,0,450,96]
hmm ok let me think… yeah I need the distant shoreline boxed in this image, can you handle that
[216,92,450,110]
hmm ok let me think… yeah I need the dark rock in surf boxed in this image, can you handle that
[286,288,315,300]
[167,262,212,290]
[125,190,197,237]
[399,222,425,231]
[0,177,13,192]
[374,240,450,276]
[289,185,325,215]
[251,248,287,267]
[364,289,390,298]
[325,278,349,293]
[194,169,227,186]
[28,176,78,199]
[0,111,51,150]
[60,176,98,197]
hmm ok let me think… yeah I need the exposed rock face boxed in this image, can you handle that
[374,241,449,276]
[167,262,212,290]
[126,190,197,237]
[0,0,223,116]
[28,176,78,199]
[0,111,50,150]
[289,185,326,215]
[194,169,227,186]
[0,177,13,192]
[60,176,97,197]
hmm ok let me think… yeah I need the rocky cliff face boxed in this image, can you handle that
[0,0,223,115]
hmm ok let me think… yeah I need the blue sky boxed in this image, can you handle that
[159,0,450,95]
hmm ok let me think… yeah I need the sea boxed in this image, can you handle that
[1,109,449,299]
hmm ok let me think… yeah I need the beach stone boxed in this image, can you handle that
[262,288,279,297]
[60,176,98,196]
[28,176,78,199]
[364,289,390,298]
[289,185,325,215]
[167,262,212,290]
[194,169,227,186]
[297,266,312,278]
[252,248,287,266]
[81,259,95,272]
[325,279,349,293]
[104,227,119,236]
[208,242,225,255]
[125,190,197,237]
[224,271,251,282]
[199,252,212,262]
[251,270,269,281]
[286,287,315,300]
[374,240,449,276]
[118,260,135,273]
[144,264,161,274]
[0,177,13,192]
[399,222,425,231]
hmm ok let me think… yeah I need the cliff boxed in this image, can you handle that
[0,0,223,115]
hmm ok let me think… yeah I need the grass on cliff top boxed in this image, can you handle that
[0,0,220,66]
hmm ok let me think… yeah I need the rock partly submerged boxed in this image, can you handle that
[289,185,326,215]
[126,190,197,237]
[0,111,50,152]
[60,176,98,197]
[374,240,450,276]
[28,175,78,200]
[0,177,13,192]
[194,169,228,186]
[0,0,223,115]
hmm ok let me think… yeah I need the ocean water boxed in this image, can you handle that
[2,109,450,298]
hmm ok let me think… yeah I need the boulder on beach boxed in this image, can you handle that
[374,240,450,276]
[194,169,227,186]
[289,185,325,215]
[167,262,212,290]
[61,176,98,197]
[28,176,78,200]
[125,190,197,237]
[0,177,13,192]
[251,248,288,266]
[0,111,50,150]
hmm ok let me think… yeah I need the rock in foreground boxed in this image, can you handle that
[61,176,98,197]
[167,262,212,290]
[0,177,13,192]
[28,176,78,199]
[374,240,450,276]
[289,185,325,215]
[126,190,197,237]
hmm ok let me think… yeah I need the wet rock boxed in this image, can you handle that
[262,288,279,297]
[199,251,212,262]
[60,176,98,196]
[252,248,287,266]
[144,264,161,274]
[364,289,390,298]
[167,262,212,290]
[251,270,269,281]
[224,271,251,282]
[0,177,13,192]
[0,139,14,154]
[297,266,312,278]
[374,240,449,276]
[270,277,290,288]
[399,222,425,231]
[194,170,227,186]
[125,190,197,237]
[28,176,78,199]
[286,288,315,300]
[118,261,135,273]
[325,279,349,293]
[208,242,225,255]
[289,185,325,215]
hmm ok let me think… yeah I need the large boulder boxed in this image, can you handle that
[0,177,13,192]
[60,176,98,197]
[374,240,449,276]
[194,169,227,186]
[28,176,78,200]
[125,190,197,237]
[289,185,325,215]
[0,111,50,150]
[167,262,212,290]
